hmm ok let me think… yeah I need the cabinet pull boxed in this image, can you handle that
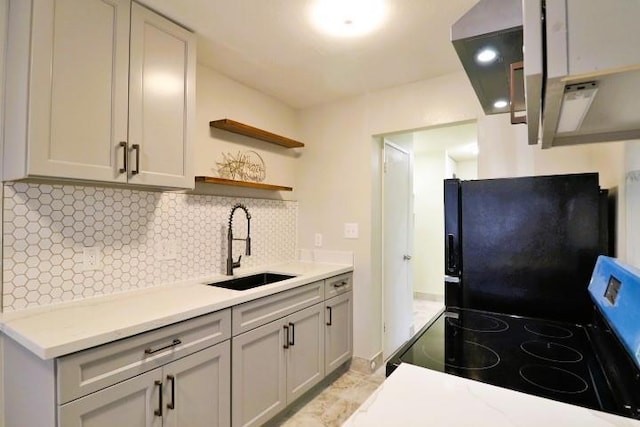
[283,325,290,349]
[119,141,128,173]
[333,280,348,289]
[289,322,295,346]
[326,306,333,326]
[154,380,163,417]
[167,375,176,410]
[144,339,182,355]
[132,144,140,175]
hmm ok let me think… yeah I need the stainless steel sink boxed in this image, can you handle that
[206,273,295,291]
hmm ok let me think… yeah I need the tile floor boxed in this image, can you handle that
[412,296,445,333]
[271,296,443,426]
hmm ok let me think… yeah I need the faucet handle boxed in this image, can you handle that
[232,255,242,269]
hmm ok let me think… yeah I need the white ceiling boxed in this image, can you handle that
[137,0,479,109]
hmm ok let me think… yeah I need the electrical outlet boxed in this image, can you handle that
[314,233,323,247]
[83,247,101,271]
[344,223,359,239]
[156,239,177,260]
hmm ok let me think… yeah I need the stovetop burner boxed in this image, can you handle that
[446,312,509,333]
[420,340,500,370]
[394,308,609,415]
[520,341,583,363]
[519,365,589,394]
[524,323,574,339]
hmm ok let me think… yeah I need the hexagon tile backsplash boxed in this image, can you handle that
[2,182,297,312]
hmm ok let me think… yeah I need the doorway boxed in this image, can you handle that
[381,122,478,359]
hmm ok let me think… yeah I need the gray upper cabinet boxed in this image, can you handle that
[3,0,195,189]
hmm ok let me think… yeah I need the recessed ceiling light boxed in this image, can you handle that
[311,0,387,37]
[494,99,508,109]
[476,48,498,64]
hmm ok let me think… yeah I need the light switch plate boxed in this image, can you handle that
[314,233,323,247]
[344,223,359,239]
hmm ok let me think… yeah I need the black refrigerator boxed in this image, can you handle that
[444,173,610,324]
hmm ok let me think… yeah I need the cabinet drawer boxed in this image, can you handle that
[57,308,230,404]
[232,281,324,336]
[325,273,353,299]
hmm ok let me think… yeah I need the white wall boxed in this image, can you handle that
[455,159,477,180]
[194,64,301,200]
[413,151,447,297]
[625,141,640,268]
[297,72,482,360]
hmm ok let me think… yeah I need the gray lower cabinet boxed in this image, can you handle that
[3,309,231,427]
[232,303,325,427]
[59,342,230,427]
[325,291,353,375]
[58,368,162,427]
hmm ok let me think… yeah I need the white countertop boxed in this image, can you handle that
[344,364,640,426]
[0,261,352,360]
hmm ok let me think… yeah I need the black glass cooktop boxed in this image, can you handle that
[393,308,616,413]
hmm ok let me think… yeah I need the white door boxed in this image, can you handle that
[383,140,414,359]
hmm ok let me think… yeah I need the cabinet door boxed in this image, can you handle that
[232,320,286,427]
[325,291,353,374]
[58,368,162,427]
[286,303,325,402]
[128,2,195,189]
[29,0,130,182]
[163,342,231,427]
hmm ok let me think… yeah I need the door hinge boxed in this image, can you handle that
[383,161,387,173]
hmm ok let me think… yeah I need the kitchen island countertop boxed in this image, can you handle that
[0,261,352,359]
[344,363,640,426]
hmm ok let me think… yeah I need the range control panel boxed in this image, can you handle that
[589,256,640,369]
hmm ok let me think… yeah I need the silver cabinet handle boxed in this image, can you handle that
[119,141,128,173]
[131,144,140,175]
[333,280,348,288]
[326,306,333,326]
[144,339,181,355]
[154,380,163,417]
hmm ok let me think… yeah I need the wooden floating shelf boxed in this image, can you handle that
[209,119,304,148]
[195,176,293,191]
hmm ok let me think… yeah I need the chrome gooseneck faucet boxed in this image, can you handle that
[227,203,251,275]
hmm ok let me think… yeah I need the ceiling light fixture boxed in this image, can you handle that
[476,48,498,64]
[310,0,387,37]
[494,99,508,109]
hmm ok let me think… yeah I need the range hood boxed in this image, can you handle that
[451,0,524,116]
[533,0,640,148]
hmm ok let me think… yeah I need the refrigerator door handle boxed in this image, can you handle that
[446,233,457,272]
